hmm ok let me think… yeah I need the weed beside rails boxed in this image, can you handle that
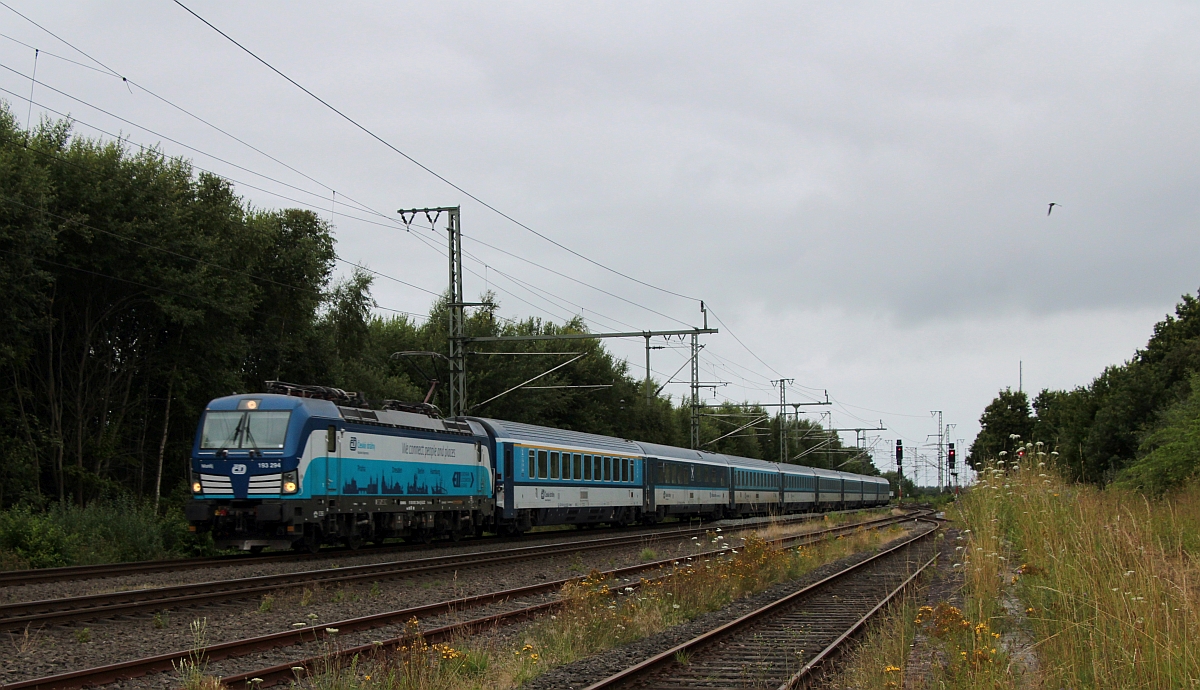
[296,527,904,690]
[960,445,1200,688]
[835,595,920,689]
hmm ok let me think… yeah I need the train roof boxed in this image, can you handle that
[635,442,702,461]
[634,442,731,467]
[206,393,338,415]
[778,463,817,475]
[469,418,642,455]
[722,455,778,470]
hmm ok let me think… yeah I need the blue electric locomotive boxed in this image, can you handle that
[185,390,492,552]
[186,385,893,551]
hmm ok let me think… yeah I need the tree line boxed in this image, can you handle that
[969,291,1200,493]
[0,108,873,511]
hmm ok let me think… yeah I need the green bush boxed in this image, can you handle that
[0,498,215,569]
[0,506,75,568]
[1118,372,1200,495]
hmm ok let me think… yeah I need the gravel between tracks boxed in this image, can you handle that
[1,533,698,686]
[519,524,936,690]
[0,527,699,605]
[0,510,891,687]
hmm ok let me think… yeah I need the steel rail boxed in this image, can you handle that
[0,510,905,631]
[0,521,704,587]
[1,511,923,690]
[781,552,938,689]
[0,507,879,587]
[0,536,501,587]
[580,517,940,690]
[222,512,932,690]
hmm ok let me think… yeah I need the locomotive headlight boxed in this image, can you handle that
[281,470,299,494]
[192,480,202,494]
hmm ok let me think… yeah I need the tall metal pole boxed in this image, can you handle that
[932,410,943,493]
[399,206,466,416]
[690,331,700,449]
[690,303,708,449]
[772,378,794,463]
[781,379,786,464]
[946,423,956,494]
[448,208,465,418]
[644,334,652,405]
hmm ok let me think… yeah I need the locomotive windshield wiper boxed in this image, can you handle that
[243,423,258,449]
[217,412,248,451]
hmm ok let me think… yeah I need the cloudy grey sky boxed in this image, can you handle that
[4,2,1198,484]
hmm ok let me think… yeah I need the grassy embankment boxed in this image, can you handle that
[191,514,906,690]
[838,443,1200,689]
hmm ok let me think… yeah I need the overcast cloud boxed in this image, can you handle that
[3,2,1198,483]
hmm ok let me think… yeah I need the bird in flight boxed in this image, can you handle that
[1047,202,1061,216]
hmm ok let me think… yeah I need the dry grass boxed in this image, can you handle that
[753,508,881,542]
[900,445,1200,689]
[831,595,920,689]
[983,454,1200,687]
[175,618,225,690]
[296,524,907,690]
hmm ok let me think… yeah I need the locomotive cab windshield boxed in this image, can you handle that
[200,408,291,450]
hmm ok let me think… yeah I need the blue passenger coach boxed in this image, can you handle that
[473,418,644,532]
[639,443,730,521]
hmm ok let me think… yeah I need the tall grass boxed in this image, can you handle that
[960,447,1200,688]
[833,595,920,689]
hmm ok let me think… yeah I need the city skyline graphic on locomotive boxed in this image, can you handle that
[185,382,892,552]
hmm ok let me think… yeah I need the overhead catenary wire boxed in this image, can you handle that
[0,44,697,332]
[0,8,916,432]
[0,81,443,303]
[704,305,786,381]
[170,0,702,306]
[0,18,726,357]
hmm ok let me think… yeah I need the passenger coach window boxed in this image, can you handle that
[584,455,593,480]
[573,454,582,480]
[538,450,548,479]
[620,458,628,482]
[527,450,534,479]
[563,454,572,480]
[603,457,611,481]
[550,452,560,479]
[594,456,602,480]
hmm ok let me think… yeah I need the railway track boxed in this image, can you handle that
[0,508,879,587]
[2,511,928,690]
[0,524,670,587]
[0,510,903,631]
[583,517,940,689]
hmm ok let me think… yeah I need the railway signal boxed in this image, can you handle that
[948,443,956,470]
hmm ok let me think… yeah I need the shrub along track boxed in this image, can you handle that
[0,510,894,631]
[581,517,940,689]
[2,511,929,690]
